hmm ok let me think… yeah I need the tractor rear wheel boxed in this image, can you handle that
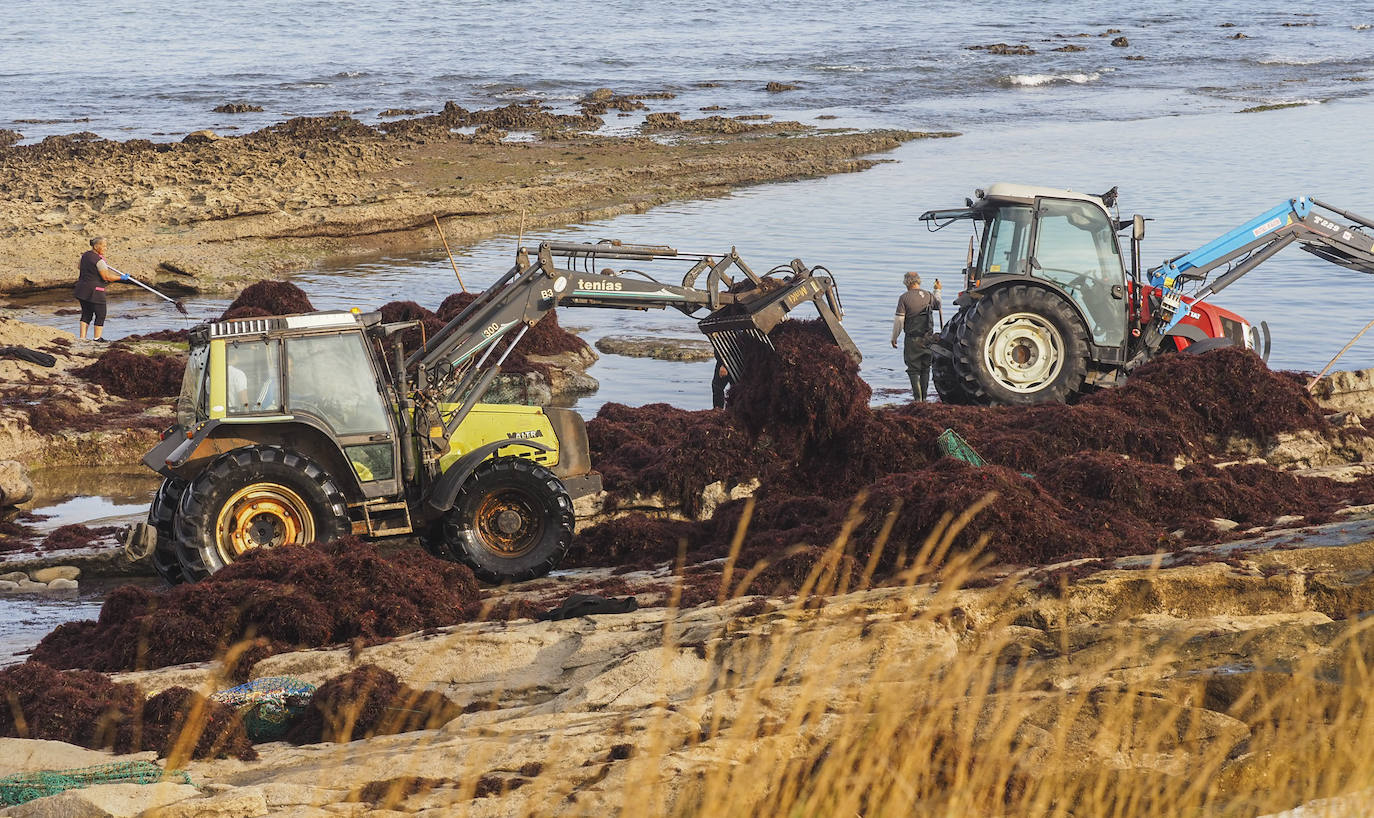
[953,285,1089,406]
[148,477,188,585]
[173,445,348,581]
[437,457,573,584]
[932,311,978,405]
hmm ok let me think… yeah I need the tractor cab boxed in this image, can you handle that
[162,312,402,498]
[925,183,1130,354]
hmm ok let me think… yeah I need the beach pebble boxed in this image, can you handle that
[30,565,80,583]
[47,577,79,590]
[1211,518,1240,532]
[1273,515,1305,527]
[0,571,28,584]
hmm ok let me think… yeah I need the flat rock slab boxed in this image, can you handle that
[594,335,715,362]
[2,782,200,818]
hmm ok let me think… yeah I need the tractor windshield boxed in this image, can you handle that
[978,205,1033,277]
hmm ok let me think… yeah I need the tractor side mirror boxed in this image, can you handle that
[1132,214,1146,241]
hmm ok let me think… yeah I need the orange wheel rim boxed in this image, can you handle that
[215,483,314,562]
[473,488,544,558]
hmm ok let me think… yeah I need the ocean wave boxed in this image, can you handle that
[1258,57,1333,66]
[814,64,867,73]
[1354,23,1372,30]
[1004,72,1101,87]
[334,71,367,79]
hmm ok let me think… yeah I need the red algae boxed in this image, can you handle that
[220,281,314,318]
[577,323,1372,598]
[284,664,461,744]
[29,538,481,673]
[73,348,186,399]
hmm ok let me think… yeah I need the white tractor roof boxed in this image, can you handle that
[979,183,1106,208]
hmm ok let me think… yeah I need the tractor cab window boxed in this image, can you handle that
[1031,198,1126,347]
[225,340,282,415]
[176,343,210,426]
[979,205,1033,276]
[285,333,391,436]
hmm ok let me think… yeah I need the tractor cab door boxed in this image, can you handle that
[1029,196,1129,350]
[284,331,399,496]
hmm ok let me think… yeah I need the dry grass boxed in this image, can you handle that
[139,495,1374,815]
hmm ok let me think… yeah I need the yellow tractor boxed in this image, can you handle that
[126,240,859,584]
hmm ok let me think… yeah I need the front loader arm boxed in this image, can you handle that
[1147,196,1374,338]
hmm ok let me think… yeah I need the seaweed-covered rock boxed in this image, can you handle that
[285,665,462,744]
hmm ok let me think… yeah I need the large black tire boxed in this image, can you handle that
[952,284,1089,406]
[932,311,978,405]
[433,457,573,584]
[173,445,349,581]
[148,477,188,585]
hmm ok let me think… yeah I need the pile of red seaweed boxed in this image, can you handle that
[29,538,480,673]
[0,663,254,760]
[73,347,185,398]
[284,664,461,745]
[219,280,315,320]
[573,320,1374,597]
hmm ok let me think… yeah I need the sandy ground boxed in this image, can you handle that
[0,109,934,297]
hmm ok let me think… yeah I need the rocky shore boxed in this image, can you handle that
[0,102,937,297]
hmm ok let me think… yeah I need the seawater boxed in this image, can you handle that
[2,1,1373,140]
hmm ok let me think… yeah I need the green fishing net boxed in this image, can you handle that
[0,761,190,807]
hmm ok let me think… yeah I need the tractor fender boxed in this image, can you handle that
[966,277,1094,343]
[425,440,552,517]
[1164,324,1209,345]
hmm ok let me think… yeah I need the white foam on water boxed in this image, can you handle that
[1259,57,1333,66]
[1005,72,1102,87]
[815,64,867,72]
[1353,23,1372,30]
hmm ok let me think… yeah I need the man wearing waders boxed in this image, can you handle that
[891,271,937,401]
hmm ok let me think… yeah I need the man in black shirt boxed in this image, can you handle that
[891,271,938,401]
[75,237,128,342]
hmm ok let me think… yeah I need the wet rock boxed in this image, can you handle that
[0,128,21,149]
[1111,36,1130,47]
[1053,44,1087,52]
[182,130,220,144]
[30,565,80,583]
[594,335,715,362]
[46,577,78,590]
[1212,518,1241,532]
[1229,32,1249,39]
[213,103,264,114]
[0,459,34,506]
[0,571,27,583]
[968,43,1036,55]
[0,580,17,591]
[378,108,422,117]
[764,81,799,92]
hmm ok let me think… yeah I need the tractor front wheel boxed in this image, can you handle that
[437,457,573,584]
[173,446,349,581]
[953,285,1089,405]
